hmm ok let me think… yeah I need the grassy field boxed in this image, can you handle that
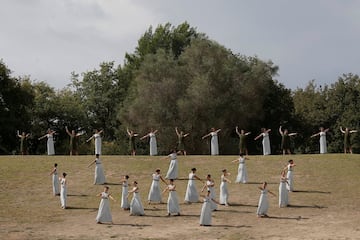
[0,154,359,240]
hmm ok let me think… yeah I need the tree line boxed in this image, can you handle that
[1,22,360,155]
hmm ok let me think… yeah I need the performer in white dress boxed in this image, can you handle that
[311,127,329,154]
[256,182,276,217]
[165,150,178,179]
[199,190,219,226]
[96,186,115,224]
[148,169,167,204]
[88,154,106,185]
[202,128,221,155]
[284,159,296,192]
[59,172,67,209]
[38,129,56,155]
[232,154,249,183]
[121,175,130,210]
[49,163,60,196]
[163,179,180,216]
[140,128,158,156]
[254,128,271,155]
[219,169,231,206]
[128,181,145,216]
[279,170,289,207]
[86,129,103,155]
[184,168,203,203]
[202,174,217,211]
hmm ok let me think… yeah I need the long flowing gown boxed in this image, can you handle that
[96,192,113,223]
[121,180,130,209]
[60,178,67,209]
[149,133,157,156]
[262,132,271,155]
[47,134,55,155]
[219,175,228,205]
[199,196,212,226]
[94,158,106,185]
[167,185,180,215]
[184,172,199,203]
[235,157,247,183]
[148,173,162,202]
[94,133,102,155]
[239,134,247,154]
[286,164,294,191]
[256,189,269,216]
[165,153,178,179]
[52,168,60,195]
[207,180,217,211]
[210,132,219,155]
[319,131,327,154]
[130,189,145,216]
[279,178,289,207]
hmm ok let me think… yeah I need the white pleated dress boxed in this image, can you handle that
[219,175,229,205]
[165,153,178,179]
[121,180,130,209]
[96,192,112,223]
[52,168,60,195]
[199,196,212,226]
[235,157,247,183]
[319,131,327,154]
[256,189,269,216]
[286,164,294,191]
[60,178,67,209]
[207,180,217,211]
[130,188,145,216]
[93,133,102,155]
[47,134,55,155]
[94,158,106,185]
[148,173,162,202]
[184,172,199,203]
[167,184,180,215]
[262,132,271,155]
[210,132,219,155]
[279,178,289,207]
[149,133,157,156]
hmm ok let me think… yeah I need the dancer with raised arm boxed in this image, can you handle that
[86,129,103,155]
[140,128,158,156]
[148,168,167,204]
[17,130,30,155]
[128,181,145,216]
[254,128,271,155]
[235,126,251,155]
[127,128,138,156]
[50,163,60,196]
[165,150,178,180]
[87,154,106,185]
[65,126,84,155]
[279,126,297,155]
[38,129,56,155]
[184,168,203,203]
[311,127,329,154]
[256,182,276,218]
[199,190,219,226]
[96,186,115,224]
[232,154,249,183]
[340,126,357,154]
[202,128,221,155]
[202,174,217,211]
[284,159,296,192]
[163,179,180,216]
[175,127,190,155]
[219,169,231,206]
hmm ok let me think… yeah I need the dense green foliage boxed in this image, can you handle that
[1,22,359,154]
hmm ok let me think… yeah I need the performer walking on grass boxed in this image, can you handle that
[128,181,145,216]
[59,172,67,209]
[219,169,231,206]
[284,159,296,192]
[184,168,203,203]
[163,179,181,216]
[279,170,289,207]
[256,182,276,218]
[148,168,167,204]
[202,174,217,211]
[165,150,178,180]
[50,163,60,196]
[120,175,130,210]
[199,190,219,226]
[88,154,106,185]
[96,186,115,224]
[232,154,249,183]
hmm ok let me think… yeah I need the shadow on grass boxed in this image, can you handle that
[66,206,98,210]
[287,204,327,209]
[104,182,122,186]
[266,215,309,220]
[209,224,252,229]
[217,209,253,214]
[292,190,331,194]
[229,203,258,208]
[67,194,88,197]
[108,223,152,227]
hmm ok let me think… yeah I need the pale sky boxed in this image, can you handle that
[1,0,360,90]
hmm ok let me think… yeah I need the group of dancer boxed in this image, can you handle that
[49,150,298,226]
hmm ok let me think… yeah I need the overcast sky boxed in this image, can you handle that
[1,0,359,90]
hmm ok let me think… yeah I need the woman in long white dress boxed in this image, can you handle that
[279,170,289,207]
[256,182,276,217]
[128,181,145,216]
[86,129,103,155]
[284,159,296,192]
[202,174,217,211]
[165,150,178,179]
[254,128,271,155]
[311,127,329,154]
[184,168,203,203]
[59,172,67,209]
[148,169,167,204]
[38,129,56,155]
[140,128,158,156]
[232,154,249,183]
[121,175,130,210]
[219,169,231,206]
[163,179,180,216]
[96,186,115,224]
[199,190,219,226]
[49,163,60,196]
[87,154,106,185]
[202,128,221,155]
